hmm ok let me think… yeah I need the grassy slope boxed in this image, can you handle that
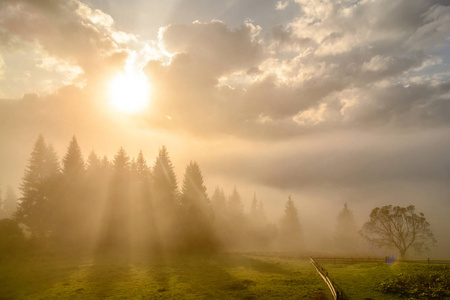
[0,253,332,299]
[319,261,450,300]
[318,262,399,299]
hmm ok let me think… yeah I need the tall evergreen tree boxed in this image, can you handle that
[16,135,60,240]
[113,147,130,173]
[135,150,150,180]
[228,186,244,219]
[85,151,110,250]
[278,196,303,252]
[152,146,178,203]
[86,151,101,176]
[250,193,258,220]
[129,150,154,254]
[211,187,227,213]
[248,195,274,251]
[101,147,132,251]
[43,144,60,179]
[334,203,360,253]
[180,161,215,252]
[56,136,86,248]
[222,186,246,250]
[250,193,267,227]
[2,186,17,218]
[62,136,85,177]
[101,155,111,171]
[152,146,178,251]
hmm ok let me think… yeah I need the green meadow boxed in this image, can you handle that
[3,253,449,299]
[0,253,332,299]
[318,260,450,299]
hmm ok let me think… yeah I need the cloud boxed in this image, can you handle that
[276,1,289,11]
[0,0,163,98]
[159,20,264,76]
[2,0,448,139]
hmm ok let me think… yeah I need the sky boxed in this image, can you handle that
[1,0,450,257]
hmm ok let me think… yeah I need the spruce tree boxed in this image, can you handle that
[223,186,246,250]
[86,151,101,176]
[85,151,109,249]
[62,136,85,177]
[3,186,17,218]
[101,147,131,251]
[228,186,244,219]
[135,150,150,180]
[180,161,215,252]
[335,203,360,253]
[57,136,86,248]
[152,146,178,251]
[16,135,60,240]
[279,196,303,252]
[250,193,258,218]
[129,150,153,254]
[152,146,178,203]
[211,187,226,213]
[249,194,267,227]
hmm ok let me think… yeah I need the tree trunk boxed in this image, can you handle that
[399,249,406,260]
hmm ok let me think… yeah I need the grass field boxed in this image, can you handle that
[318,260,450,299]
[0,253,332,299]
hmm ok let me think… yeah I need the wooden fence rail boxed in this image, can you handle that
[313,257,385,264]
[313,257,450,265]
[310,258,343,300]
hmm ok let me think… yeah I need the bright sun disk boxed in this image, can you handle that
[109,72,150,113]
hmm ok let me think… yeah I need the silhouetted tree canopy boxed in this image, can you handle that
[361,205,436,258]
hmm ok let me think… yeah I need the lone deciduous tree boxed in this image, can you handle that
[361,205,436,259]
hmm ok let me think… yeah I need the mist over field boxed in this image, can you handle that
[1,0,450,261]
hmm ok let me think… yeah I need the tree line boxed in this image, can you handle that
[0,135,436,258]
[2,135,302,254]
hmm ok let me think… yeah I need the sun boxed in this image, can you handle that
[109,71,150,113]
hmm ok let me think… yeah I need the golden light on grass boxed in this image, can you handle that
[109,71,150,113]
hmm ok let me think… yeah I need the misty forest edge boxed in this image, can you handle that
[0,135,436,259]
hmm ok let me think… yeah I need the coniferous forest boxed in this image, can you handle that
[5,135,303,255]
